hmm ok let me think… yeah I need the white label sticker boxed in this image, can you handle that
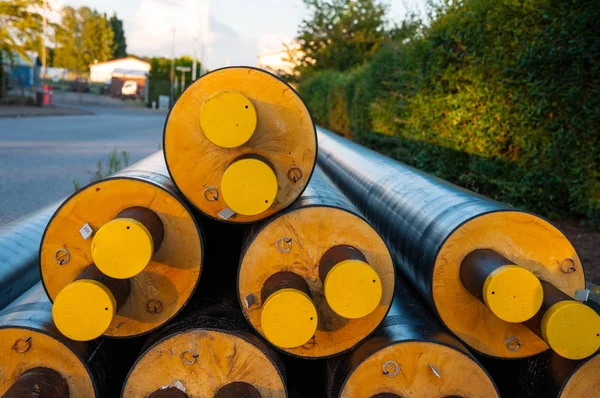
[245,293,256,309]
[217,207,236,220]
[79,223,93,240]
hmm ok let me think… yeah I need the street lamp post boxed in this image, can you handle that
[175,66,191,94]
[170,27,175,108]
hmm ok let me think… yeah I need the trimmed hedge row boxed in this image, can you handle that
[299,0,600,227]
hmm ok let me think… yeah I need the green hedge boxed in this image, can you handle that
[299,0,600,227]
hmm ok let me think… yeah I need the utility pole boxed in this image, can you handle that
[170,27,175,108]
[193,0,209,80]
[200,42,205,76]
[41,0,47,80]
[176,66,191,93]
[192,49,197,81]
[202,0,210,75]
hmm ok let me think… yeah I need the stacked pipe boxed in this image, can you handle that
[1,64,598,396]
[316,126,600,362]
[122,299,287,397]
[327,274,498,397]
[163,66,317,223]
[0,202,60,309]
[238,167,395,358]
[0,66,324,395]
[0,283,140,397]
[479,350,600,397]
[39,152,204,341]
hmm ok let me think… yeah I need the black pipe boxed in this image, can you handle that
[286,165,366,211]
[0,282,141,397]
[522,280,600,360]
[122,298,287,397]
[0,151,182,313]
[327,274,499,397]
[238,167,395,358]
[0,202,60,310]
[526,281,576,337]
[148,387,190,398]
[261,271,313,303]
[163,66,318,224]
[316,127,507,308]
[460,249,515,302]
[478,350,599,397]
[38,151,204,339]
[74,264,131,308]
[141,213,291,397]
[110,150,177,190]
[112,206,165,251]
[316,127,583,358]
[2,367,69,398]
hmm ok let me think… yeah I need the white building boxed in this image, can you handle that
[43,67,71,82]
[257,46,302,77]
[89,57,151,84]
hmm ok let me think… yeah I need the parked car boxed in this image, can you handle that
[121,80,139,99]
[67,78,90,92]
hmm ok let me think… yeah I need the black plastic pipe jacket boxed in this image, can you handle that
[478,350,598,397]
[0,151,177,312]
[0,202,60,310]
[242,166,372,247]
[289,165,359,211]
[327,274,498,397]
[0,282,141,397]
[316,127,507,308]
[111,150,177,192]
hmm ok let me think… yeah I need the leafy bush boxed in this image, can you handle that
[299,0,600,227]
[287,0,388,82]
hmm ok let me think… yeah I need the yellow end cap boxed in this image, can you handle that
[200,90,257,148]
[221,158,278,216]
[91,218,154,279]
[542,300,600,360]
[52,280,116,341]
[483,265,543,323]
[261,288,318,348]
[324,259,382,319]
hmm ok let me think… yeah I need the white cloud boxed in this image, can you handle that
[256,33,294,54]
[127,0,258,70]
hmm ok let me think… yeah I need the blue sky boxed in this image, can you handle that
[54,0,426,69]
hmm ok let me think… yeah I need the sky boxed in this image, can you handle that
[52,0,427,70]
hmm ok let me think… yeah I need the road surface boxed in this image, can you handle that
[0,104,166,224]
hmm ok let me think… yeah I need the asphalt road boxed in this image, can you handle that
[0,104,166,224]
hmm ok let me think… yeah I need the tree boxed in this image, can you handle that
[0,0,47,60]
[53,6,115,73]
[0,0,49,96]
[46,47,55,67]
[290,0,388,80]
[109,13,127,59]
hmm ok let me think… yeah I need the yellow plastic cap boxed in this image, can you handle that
[324,259,382,319]
[221,158,278,216]
[261,288,318,348]
[91,218,154,279]
[200,90,257,148]
[542,300,600,360]
[52,280,116,341]
[483,265,543,323]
